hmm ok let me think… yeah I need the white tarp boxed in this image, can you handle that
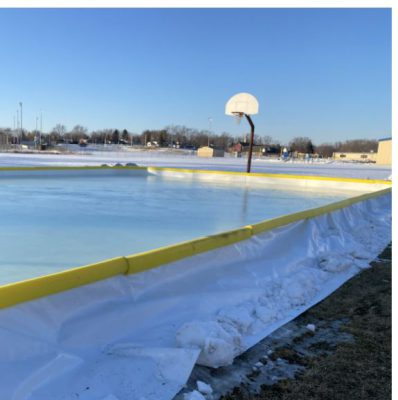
[0,192,391,400]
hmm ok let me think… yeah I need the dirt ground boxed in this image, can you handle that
[222,243,392,400]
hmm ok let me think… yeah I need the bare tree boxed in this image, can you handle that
[289,136,314,153]
[70,125,88,143]
[336,139,378,153]
[315,143,336,157]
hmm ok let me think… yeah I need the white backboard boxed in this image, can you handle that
[225,92,259,116]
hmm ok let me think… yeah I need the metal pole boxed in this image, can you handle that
[19,102,23,144]
[36,117,39,148]
[208,117,213,147]
[245,114,255,173]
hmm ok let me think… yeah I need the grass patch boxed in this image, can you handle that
[222,244,391,400]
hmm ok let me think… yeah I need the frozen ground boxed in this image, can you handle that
[0,148,392,180]
[0,169,353,285]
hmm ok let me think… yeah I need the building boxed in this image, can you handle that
[229,141,272,156]
[376,137,392,165]
[333,152,377,163]
[197,146,224,158]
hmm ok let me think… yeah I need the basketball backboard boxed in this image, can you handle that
[225,92,259,116]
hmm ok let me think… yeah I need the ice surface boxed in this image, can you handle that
[0,169,353,285]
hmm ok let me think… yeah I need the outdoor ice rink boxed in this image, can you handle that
[0,150,392,400]
[0,167,360,285]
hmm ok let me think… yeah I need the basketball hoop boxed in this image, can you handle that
[225,93,259,173]
[233,112,244,125]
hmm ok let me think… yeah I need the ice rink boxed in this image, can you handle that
[0,168,355,285]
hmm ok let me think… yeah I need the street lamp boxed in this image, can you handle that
[208,117,213,147]
[19,102,23,145]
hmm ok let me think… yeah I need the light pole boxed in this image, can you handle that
[40,110,42,145]
[19,102,23,144]
[36,116,39,148]
[16,109,19,143]
[208,117,213,147]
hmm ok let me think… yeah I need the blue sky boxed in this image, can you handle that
[0,8,391,144]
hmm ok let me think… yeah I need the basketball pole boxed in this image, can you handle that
[245,114,255,173]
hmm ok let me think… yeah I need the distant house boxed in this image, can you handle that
[229,141,278,156]
[333,152,377,162]
[376,137,392,165]
[230,141,250,153]
[197,146,224,158]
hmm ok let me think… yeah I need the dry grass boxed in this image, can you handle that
[222,244,392,400]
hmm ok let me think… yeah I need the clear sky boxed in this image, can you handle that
[0,8,391,144]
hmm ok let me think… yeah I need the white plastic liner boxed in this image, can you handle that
[0,192,391,400]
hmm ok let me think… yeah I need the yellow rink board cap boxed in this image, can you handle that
[126,227,252,274]
[0,257,128,309]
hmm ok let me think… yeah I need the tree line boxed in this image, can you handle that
[288,136,378,157]
[0,124,379,157]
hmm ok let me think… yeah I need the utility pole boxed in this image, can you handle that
[36,116,39,148]
[208,117,213,147]
[16,109,19,139]
[19,102,23,144]
[40,110,43,145]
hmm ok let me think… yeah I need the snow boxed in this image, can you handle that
[196,381,213,395]
[0,148,391,180]
[176,321,242,367]
[183,390,207,400]
[306,324,316,332]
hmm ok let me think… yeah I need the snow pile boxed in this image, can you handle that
[174,194,391,368]
[196,381,213,395]
[306,324,316,332]
[184,390,206,400]
[183,382,213,400]
[176,321,242,367]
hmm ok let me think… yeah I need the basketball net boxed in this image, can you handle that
[233,112,244,125]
